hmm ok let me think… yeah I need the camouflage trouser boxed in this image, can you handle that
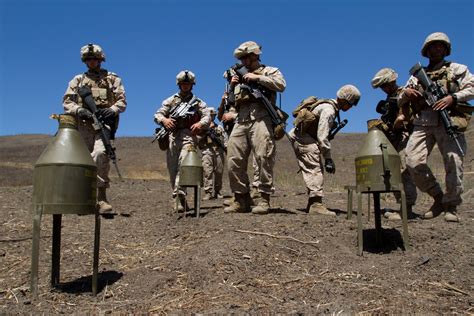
[406,125,466,206]
[392,132,418,206]
[288,129,324,198]
[251,154,259,189]
[167,129,198,197]
[78,124,110,189]
[227,117,276,195]
[202,148,225,194]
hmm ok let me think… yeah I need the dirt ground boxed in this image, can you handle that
[0,132,473,314]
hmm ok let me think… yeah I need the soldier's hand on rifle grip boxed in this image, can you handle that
[162,118,176,131]
[190,122,203,135]
[325,158,336,174]
[433,95,454,111]
[222,113,235,122]
[393,114,406,130]
[231,75,240,84]
[96,108,116,120]
[403,88,423,102]
[243,73,260,82]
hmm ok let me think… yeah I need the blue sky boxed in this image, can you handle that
[0,0,473,136]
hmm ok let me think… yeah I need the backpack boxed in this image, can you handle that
[292,96,334,138]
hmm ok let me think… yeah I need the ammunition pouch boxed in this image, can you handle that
[450,104,472,132]
[293,108,318,139]
[158,136,169,151]
[175,112,201,129]
[234,84,253,104]
[274,123,286,140]
[274,108,289,141]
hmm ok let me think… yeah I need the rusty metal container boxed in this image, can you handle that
[33,114,97,214]
[355,126,401,192]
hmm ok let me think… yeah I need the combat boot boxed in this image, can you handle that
[97,187,113,213]
[444,205,459,222]
[252,193,270,215]
[250,186,260,199]
[175,195,188,213]
[202,191,212,201]
[385,205,417,221]
[308,196,336,216]
[422,193,444,219]
[224,193,252,213]
[223,197,234,206]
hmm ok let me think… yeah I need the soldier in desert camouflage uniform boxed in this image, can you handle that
[289,85,360,216]
[218,99,268,206]
[63,43,127,213]
[154,70,210,212]
[199,108,227,200]
[224,41,286,214]
[371,68,418,220]
[399,32,474,222]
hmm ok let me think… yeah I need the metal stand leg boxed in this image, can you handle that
[367,194,371,221]
[195,185,201,218]
[399,184,409,250]
[347,187,353,220]
[175,197,179,216]
[51,214,62,287]
[357,188,363,256]
[92,211,100,295]
[374,192,382,247]
[31,206,43,297]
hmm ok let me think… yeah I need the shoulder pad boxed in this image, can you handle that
[107,72,119,78]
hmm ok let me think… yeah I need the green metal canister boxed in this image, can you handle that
[179,145,203,186]
[355,126,401,192]
[32,115,97,214]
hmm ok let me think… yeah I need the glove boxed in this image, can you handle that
[76,107,93,120]
[325,158,336,174]
[96,108,116,125]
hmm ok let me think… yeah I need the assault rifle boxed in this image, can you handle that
[231,64,289,141]
[376,97,399,126]
[152,96,199,144]
[77,86,123,179]
[409,62,464,156]
[328,116,348,141]
[218,68,237,135]
[207,127,226,152]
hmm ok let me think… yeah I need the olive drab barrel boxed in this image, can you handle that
[33,114,97,214]
[179,145,203,186]
[355,125,401,192]
[31,114,101,297]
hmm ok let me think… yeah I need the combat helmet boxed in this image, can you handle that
[80,43,106,62]
[371,68,398,88]
[337,85,361,106]
[421,32,451,57]
[176,70,196,85]
[234,41,262,59]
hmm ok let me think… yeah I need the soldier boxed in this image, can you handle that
[224,41,286,214]
[63,43,126,213]
[199,108,227,200]
[371,68,418,220]
[398,32,474,222]
[154,70,210,211]
[218,99,264,205]
[289,85,361,216]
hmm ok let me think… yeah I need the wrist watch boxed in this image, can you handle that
[450,93,458,104]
